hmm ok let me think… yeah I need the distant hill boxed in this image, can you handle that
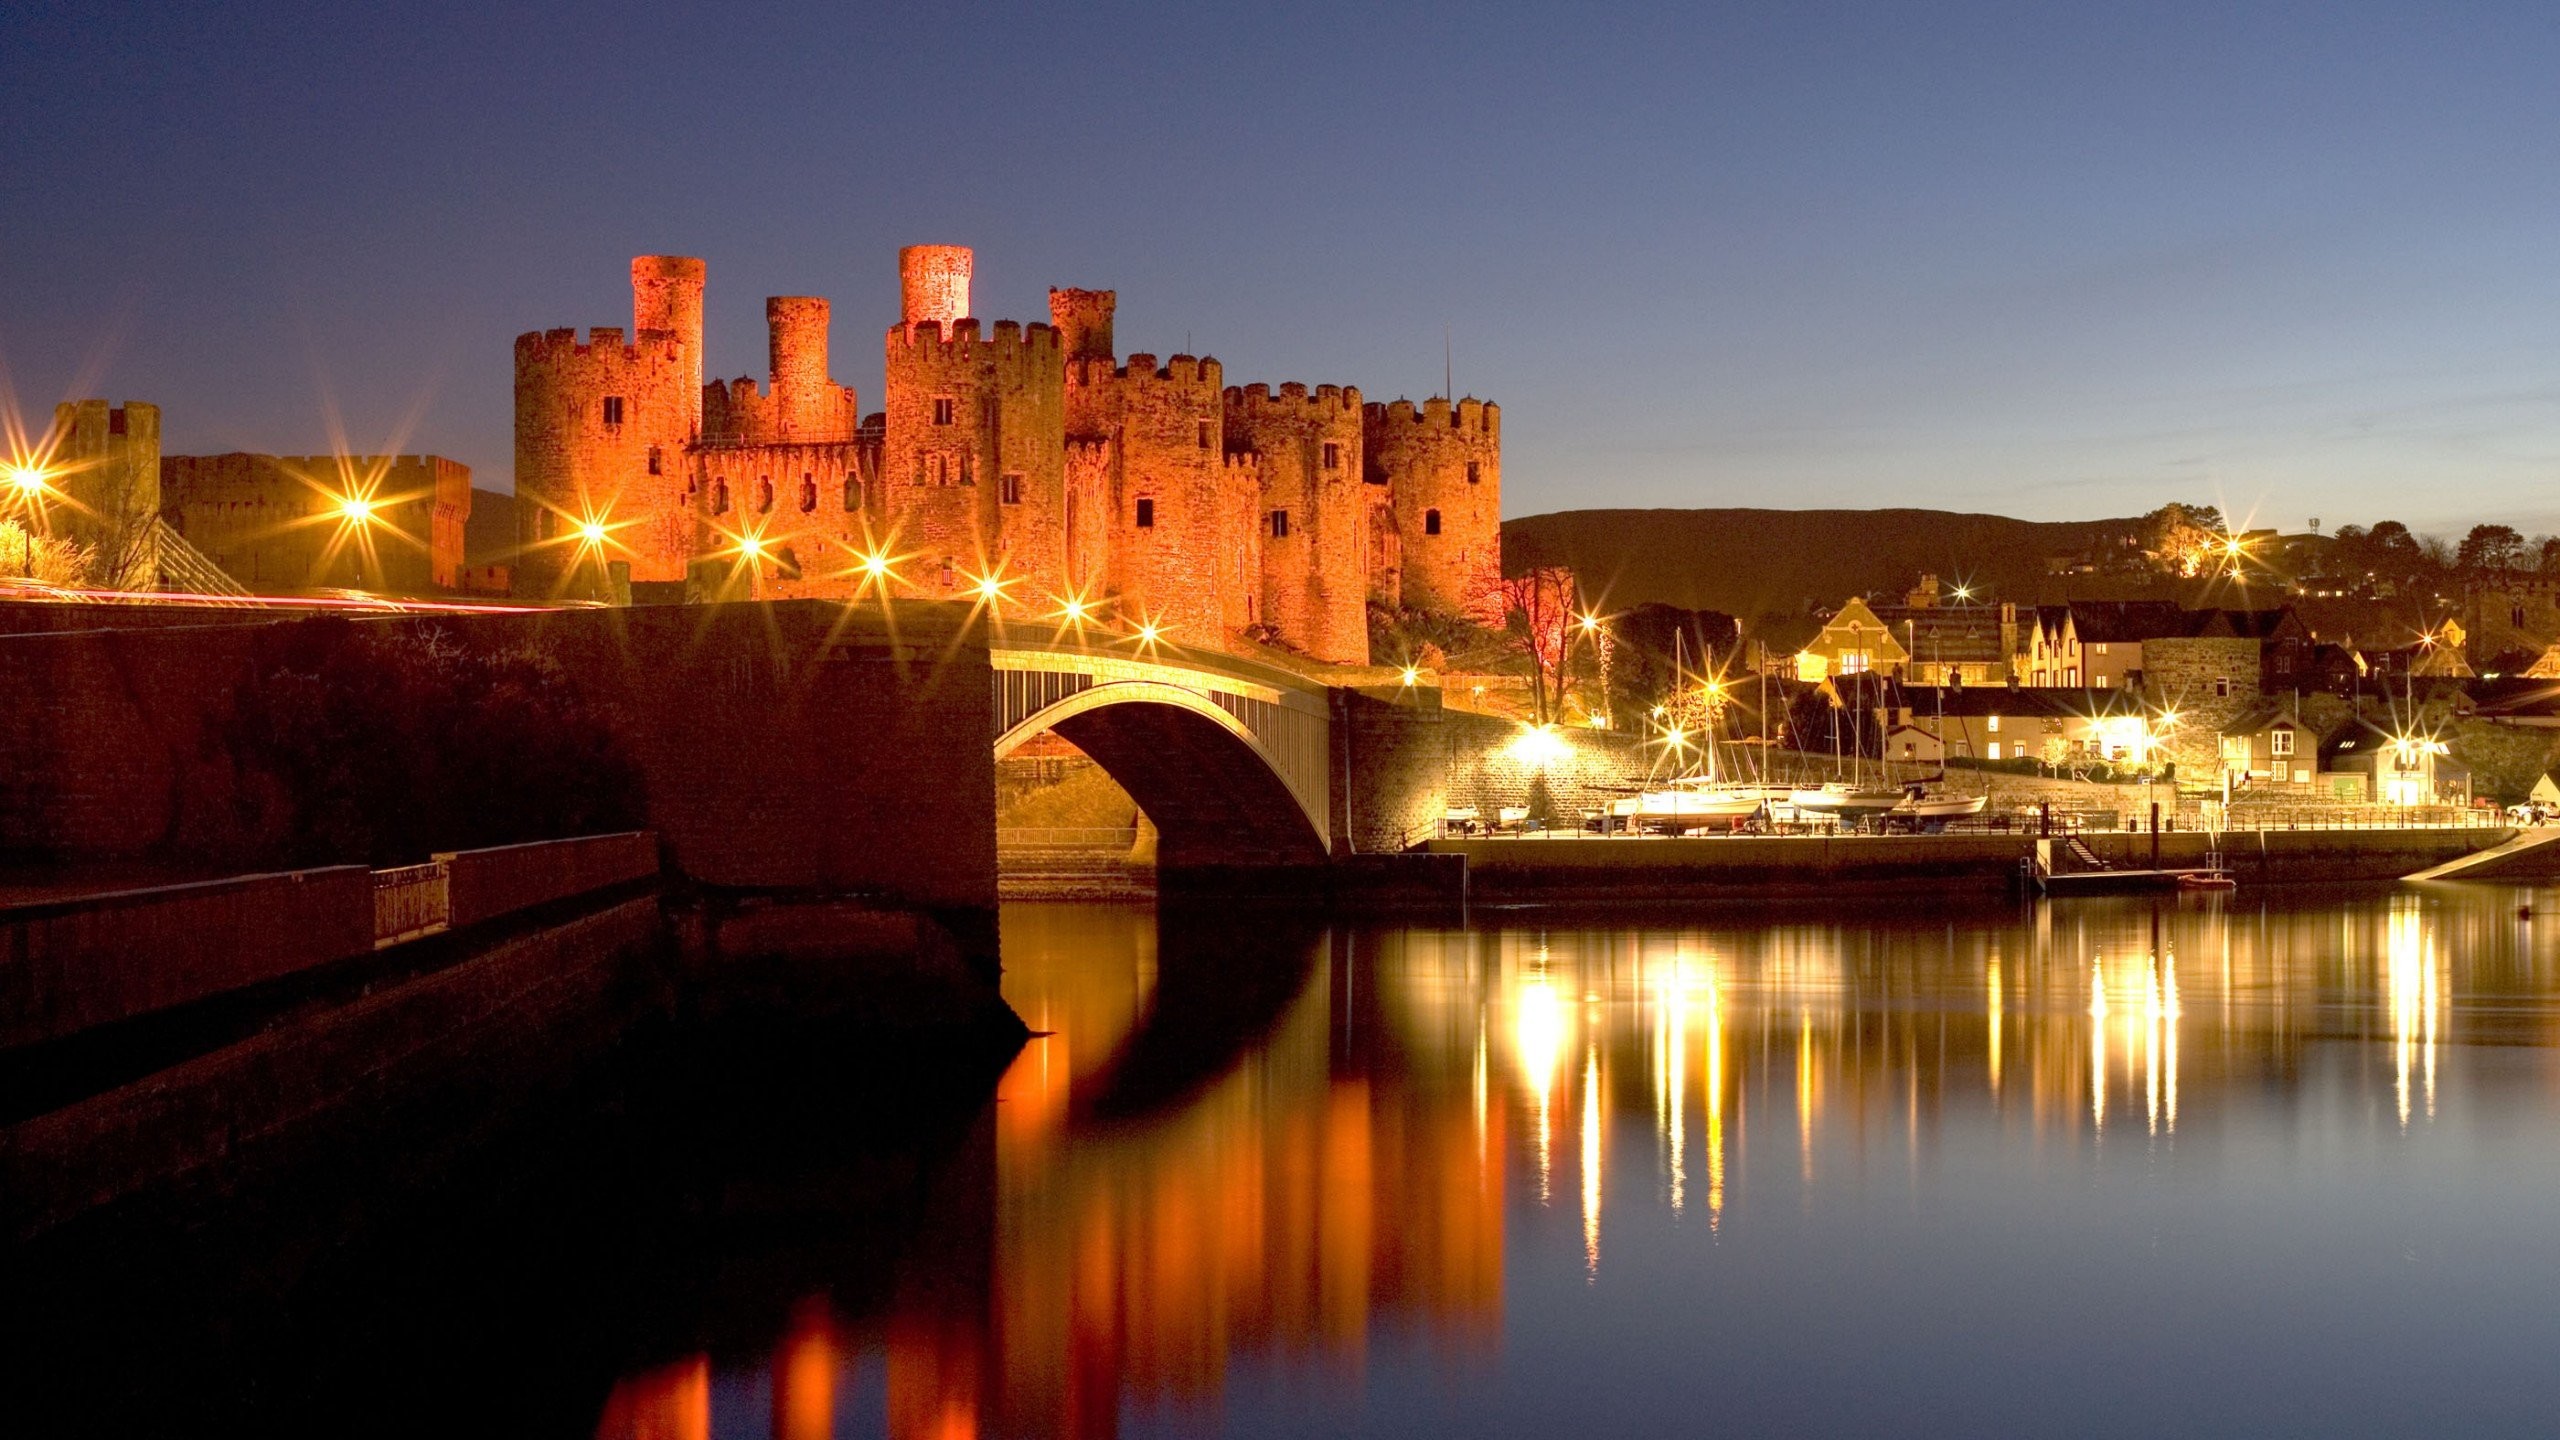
[1502,507,2161,622]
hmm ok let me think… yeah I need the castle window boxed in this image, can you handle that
[1424,508,1442,536]
[1466,461,1481,485]
[933,396,956,426]
[1196,419,1213,450]
[1270,508,1290,539]
[713,479,730,513]
[1136,497,1155,529]
[844,477,861,511]
[758,477,774,513]
[603,396,625,428]
[914,452,927,486]
[2516,603,2528,627]
[647,445,662,476]
[799,474,817,513]
[1323,442,1340,471]
[2272,727,2295,758]
[1000,473,1023,505]
[960,454,975,486]
[2213,676,2231,697]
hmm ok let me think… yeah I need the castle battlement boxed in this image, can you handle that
[1366,395,1499,434]
[515,326,684,365]
[886,317,1063,362]
[1226,381,1363,416]
[1072,354,1223,388]
[1221,450,1261,478]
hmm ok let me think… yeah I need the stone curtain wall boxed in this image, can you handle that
[2140,637,2265,773]
[1338,689,1652,850]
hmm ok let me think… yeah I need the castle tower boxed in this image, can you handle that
[1049,288,1116,362]
[46,399,160,588]
[513,255,702,596]
[900,246,973,331]
[882,249,1065,602]
[1065,352,1237,646]
[1367,396,1500,620]
[631,255,705,442]
[1226,382,1369,664]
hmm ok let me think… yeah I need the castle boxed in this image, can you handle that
[513,246,1501,665]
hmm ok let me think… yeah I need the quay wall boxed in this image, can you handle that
[0,866,373,1050]
[1429,826,2516,903]
[0,896,667,1241]
[442,831,657,929]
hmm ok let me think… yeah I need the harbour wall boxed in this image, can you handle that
[1427,826,2521,903]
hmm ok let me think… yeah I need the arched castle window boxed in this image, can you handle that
[1425,509,1442,535]
[647,445,662,476]
[799,474,817,513]
[713,478,730,513]
[843,477,861,511]
[758,477,774,513]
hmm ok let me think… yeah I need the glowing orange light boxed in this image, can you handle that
[337,495,375,524]
[577,520,608,545]
[860,550,893,581]
[5,466,44,498]
[1136,620,1164,645]
[970,569,1011,604]
[738,533,766,561]
[1401,665,1421,686]
[1578,612,1601,634]
[1057,594,1091,623]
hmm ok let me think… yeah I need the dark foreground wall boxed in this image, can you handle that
[0,603,999,921]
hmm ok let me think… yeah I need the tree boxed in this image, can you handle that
[2540,535,2560,576]
[2142,502,2230,577]
[1603,602,1743,722]
[1489,566,1576,723]
[2458,523,2527,573]
[0,519,94,585]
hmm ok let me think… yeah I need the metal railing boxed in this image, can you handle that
[371,860,450,945]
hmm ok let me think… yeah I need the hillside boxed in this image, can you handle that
[1503,507,2158,620]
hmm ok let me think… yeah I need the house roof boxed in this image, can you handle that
[1869,606,2009,664]
[2065,601,2189,644]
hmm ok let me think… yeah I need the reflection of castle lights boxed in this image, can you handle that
[1581,1040,1603,1277]
[1515,974,1564,1203]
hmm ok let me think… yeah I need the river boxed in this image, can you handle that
[586,885,2560,1438]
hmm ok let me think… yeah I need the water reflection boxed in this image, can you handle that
[597,884,2560,1438]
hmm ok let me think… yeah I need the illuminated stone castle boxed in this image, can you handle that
[514,246,1501,665]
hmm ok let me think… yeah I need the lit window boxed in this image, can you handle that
[1270,508,1290,538]
[1987,714,2000,733]
[603,396,625,427]
[2272,728,2294,757]
[1000,473,1023,505]
[1425,508,1442,535]
[1136,497,1154,528]
[1323,442,1340,471]
[933,396,955,426]
[1988,742,2003,761]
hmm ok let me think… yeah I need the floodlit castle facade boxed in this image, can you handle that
[513,246,1501,666]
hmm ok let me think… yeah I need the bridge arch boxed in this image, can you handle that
[994,656,1330,869]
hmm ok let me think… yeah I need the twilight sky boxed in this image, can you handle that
[7,0,2560,533]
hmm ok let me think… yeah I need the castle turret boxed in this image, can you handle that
[631,255,705,442]
[900,246,973,331]
[1367,395,1500,620]
[1049,288,1116,362]
[766,297,846,441]
[1226,382,1369,664]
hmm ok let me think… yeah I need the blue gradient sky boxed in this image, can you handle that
[6,0,2559,532]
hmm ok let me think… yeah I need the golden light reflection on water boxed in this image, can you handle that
[594,888,2560,1439]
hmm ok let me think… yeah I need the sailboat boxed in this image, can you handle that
[1789,669,1899,821]
[1620,637,1766,834]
